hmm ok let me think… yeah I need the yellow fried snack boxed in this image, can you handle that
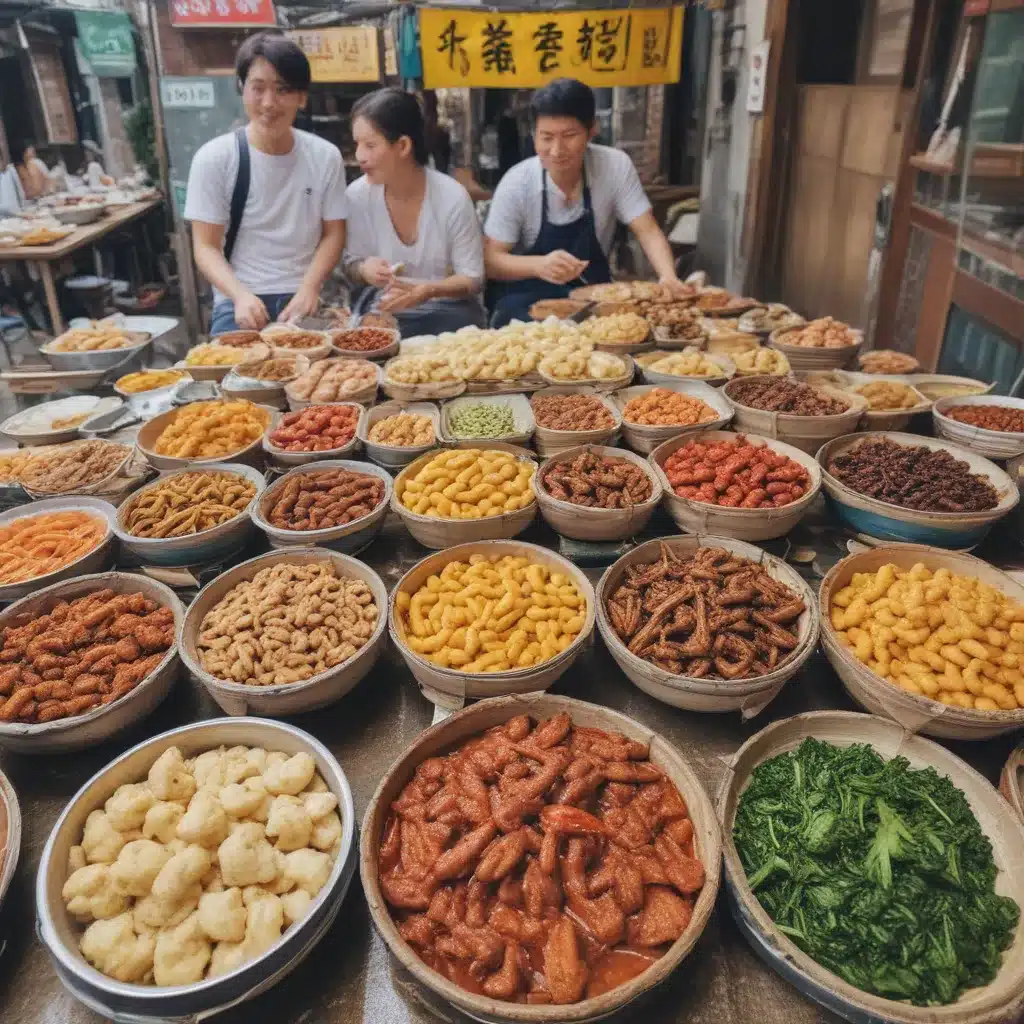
[0,510,106,584]
[642,350,724,377]
[152,400,270,460]
[831,562,1024,711]
[51,327,134,352]
[116,369,187,394]
[733,347,791,376]
[368,412,434,447]
[0,450,31,484]
[398,449,535,518]
[185,344,248,367]
[854,381,922,411]
[395,553,586,671]
[122,471,257,538]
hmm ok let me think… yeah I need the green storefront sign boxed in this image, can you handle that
[75,11,136,78]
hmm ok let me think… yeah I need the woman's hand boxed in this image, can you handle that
[379,280,434,313]
[277,287,319,323]
[658,274,692,299]
[360,257,394,289]
[234,291,269,330]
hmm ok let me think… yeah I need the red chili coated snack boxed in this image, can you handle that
[331,327,397,352]
[378,711,704,1005]
[663,435,809,509]
[268,404,360,452]
[945,405,1024,434]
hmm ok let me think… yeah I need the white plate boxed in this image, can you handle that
[0,396,122,445]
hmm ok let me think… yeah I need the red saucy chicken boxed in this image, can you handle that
[378,712,704,1004]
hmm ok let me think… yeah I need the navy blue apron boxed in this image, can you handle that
[491,166,612,327]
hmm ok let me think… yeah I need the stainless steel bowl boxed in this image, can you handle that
[41,338,153,373]
[36,718,357,1020]
[0,767,21,912]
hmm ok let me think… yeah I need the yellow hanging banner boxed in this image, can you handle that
[420,6,684,89]
[287,27,381,83]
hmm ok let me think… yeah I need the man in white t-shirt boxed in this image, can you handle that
[484,78,688,326]
[185,32,347,333]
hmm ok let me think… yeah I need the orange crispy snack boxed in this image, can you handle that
[0,510,106,584]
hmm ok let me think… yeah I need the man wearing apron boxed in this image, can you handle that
[484,78,690,327]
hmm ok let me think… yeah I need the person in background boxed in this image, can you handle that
[484,78,689,327]
[12,141,54,199]
[81,140,114,189]
[344,87,485,337]
[0,157,26,216]
[423,91,491,204]
[185,31,347,333]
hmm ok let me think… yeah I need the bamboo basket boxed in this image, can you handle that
[285,359,381,409]
[719,710,1024,1024]
[1001,745,1024,824]
[440,393,536,447]
[529,387,622,457]
[391,446,537,549]
[534,445,662,541]
[360,693,722,1024]
[612,381,733,454]
[769,326,862,371]
[536,354,635,393]
[251,460,391,555]
[636,350,736,389]
[819,544,1024,740]
[817,432,1018,549]
[328,327,400,362]
[801,370,932,431]
[260,325,332,363]
[359,400,441,469]
[648,430,822,541]
[933,395,1024,460]
[220,354,310,410]
[179,547,388,716]
[180,343,270,382]
[261,401,366,467]
[389,544,596,705]
[652,324,711,350]
[464,374,545,396]
[596,535,819,716]
[381,356,466,403]
[723,375,867,455]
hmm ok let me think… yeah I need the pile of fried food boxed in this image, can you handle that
[264,468,385,531]
[152,401,270,460]
[20,439,131,495]
[198,561,378,686]
[621,388,719,427]
[540,452,652,509]
[857,349,919,374]
[288,359,378,402]
[267,405,360,453]
[0,509,107,585]
[234,357,303,383]
[831,561,1024,711]
[263,329,326,351]
[0,450,32,484]
[397,450,535,519]
[639,350,726,379]
[368,412,435,447]
[185,344,249,367]
[854,380,923,411]
[50,326,137,353]
[732,347,790,376]
[378,711,704,1004]
[63,744,342,985]
[19,225,73,246]
[578,313,650,347]
[530,393,615,433]
[776,317,859,349]
[737,304,805,334]
[116,370,187,395]
[606,544,805,679]
[0,588,173,723]
[395,555,585,672]
[121,471,256,539]
[211,331,263,348]
[330,327,396,353]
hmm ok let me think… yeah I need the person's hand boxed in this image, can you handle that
[537,250,588,286]
[360,257,394,289]
[658,274,692,299]
[277,288,319,323]
[234,292,269,330]
[379,280,433,313]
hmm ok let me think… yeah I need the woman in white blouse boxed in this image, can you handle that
[344,88,485,336]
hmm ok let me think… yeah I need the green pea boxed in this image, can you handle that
[450,403,516,439]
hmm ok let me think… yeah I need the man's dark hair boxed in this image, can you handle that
[352,87,428,166]
[236,31,310,92]
[530,78,596,128]
[10,140,33,166]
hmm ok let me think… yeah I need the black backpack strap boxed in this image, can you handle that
[223,127,250,263]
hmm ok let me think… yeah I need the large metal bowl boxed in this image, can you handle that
[41,333,153,373]
[53,204,105,226]
[0,766,20,912]
[36,718,357,1020]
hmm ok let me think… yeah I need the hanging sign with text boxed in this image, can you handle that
[420,6,684,89]
[169,0,277,29]
[287,27,380,83]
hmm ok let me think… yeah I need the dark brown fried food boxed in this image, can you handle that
[378,712,703,1005]
[0,589,174,723]
[605,543,805,679]
[540,452,652,509]
[727,377,849,416]
[265,468,385,530]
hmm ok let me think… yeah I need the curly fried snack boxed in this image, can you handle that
[605,543,805,680]
[115,370,188,395]
[0,588,173,723]
[20,440,132,494]
[122,472,256,539]
[395,554,586,671]
[152,401,270,460]
[197,561,378,686]
[0,510,106,584]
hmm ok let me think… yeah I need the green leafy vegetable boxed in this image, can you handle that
[733,739,1019,1006]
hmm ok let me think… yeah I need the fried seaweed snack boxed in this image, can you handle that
[265,468,384,530]
[152,400,270,460]
[378,711,704,1004]
[606,544,805,679]
[122,471,256,538]
[541,452,652,508]
[0,589,174,723]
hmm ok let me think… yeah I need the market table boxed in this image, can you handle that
[0,496,1020,1024]
[0,200,162,335]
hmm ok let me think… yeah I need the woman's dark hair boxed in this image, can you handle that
[352,87,428,166]
[531,78,596,128]
[236,31,310,92]
[10,140,34,166]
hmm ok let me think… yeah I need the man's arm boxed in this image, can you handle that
[278,219,346,322]
[484,237,587,285]
[192,220,270,330]
[628,210,687,295]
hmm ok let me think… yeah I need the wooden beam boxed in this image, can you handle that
[952,271,1024,343]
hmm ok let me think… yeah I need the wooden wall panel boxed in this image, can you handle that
[841,88,897,175]
[830,169,882,324]
[797,87,849,160]
[781,155,839,317]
